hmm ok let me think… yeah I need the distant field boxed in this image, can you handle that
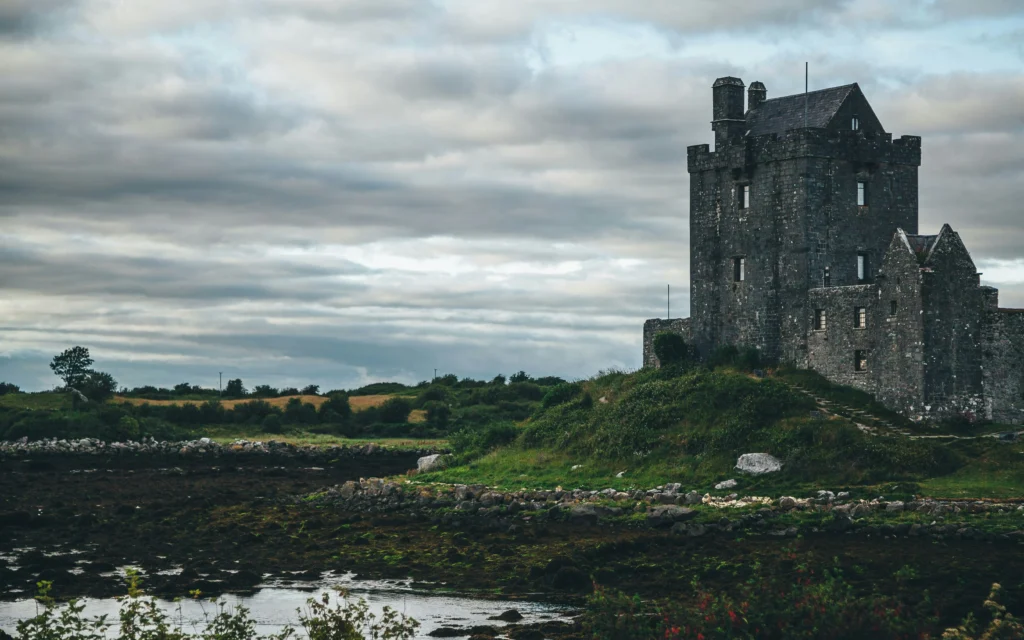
[0,392,72,411]
[112,394,426,423]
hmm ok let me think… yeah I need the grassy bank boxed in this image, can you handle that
[421,365,1024,499]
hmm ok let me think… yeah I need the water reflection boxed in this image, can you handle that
[0,572,575,639]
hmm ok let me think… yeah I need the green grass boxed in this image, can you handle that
[0,392,72,411]
[918,440,1024,499]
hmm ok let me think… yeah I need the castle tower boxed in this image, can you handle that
[687,77,922,364]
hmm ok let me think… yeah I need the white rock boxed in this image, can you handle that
[715,479,738,490]
[735,453,783,475]
[417,454,446,473]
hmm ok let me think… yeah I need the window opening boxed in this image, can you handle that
[823,266,831,287]
[854,350,867,372]
[733,257,745,282]
[740,185,750,209]
[890,300,898,316]
[854,306,866,329]
[857,181,869,206]
[814,309,826,331]
[852,116,860,131]
[857,253,869,283]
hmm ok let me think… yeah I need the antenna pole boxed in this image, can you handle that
[804,62,808,128]
[667,284,670,320]
[219,372,222,396]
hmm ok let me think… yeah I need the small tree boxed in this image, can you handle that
[490,374,506,386]
[509,371,530,383]
[379,397,413,423]
[301,384,320,396]
[173,382,192,395]
[0,382,20,396]
[50,346,94,388]
[652,332,691,366]
[224,378,246,398]
[79,371,118,402]
[252,384,279,398]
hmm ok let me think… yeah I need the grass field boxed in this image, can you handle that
[0,392,72,410]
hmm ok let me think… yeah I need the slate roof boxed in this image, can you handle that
[745,84,857,136]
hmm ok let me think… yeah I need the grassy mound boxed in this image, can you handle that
[424,366,964,491]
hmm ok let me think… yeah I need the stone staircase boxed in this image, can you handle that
[783,382,914,437]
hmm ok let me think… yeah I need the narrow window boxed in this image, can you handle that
[823,266,831,287]
[814,309,826,331]
[890,300,898,316]
[852,116,860,131]
[733,257,745,282]
[857,253,869,283]
[854,350,867,372]
[857,181,867,206]
[854,306,866,329]
[740,185,750,209]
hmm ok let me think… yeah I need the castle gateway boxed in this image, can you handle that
[643,76,1024,424]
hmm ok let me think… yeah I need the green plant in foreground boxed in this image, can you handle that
[15,572,419,640]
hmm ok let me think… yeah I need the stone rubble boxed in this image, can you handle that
[0,437,435,460]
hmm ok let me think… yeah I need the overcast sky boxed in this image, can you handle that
[1,0,1023,392]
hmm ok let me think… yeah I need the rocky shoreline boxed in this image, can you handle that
[0,437,439,460]
[307,478,1024,542]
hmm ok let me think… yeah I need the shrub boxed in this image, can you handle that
[542,382,582,408]
[0,382,21,395]
[224,379,247,398]
[252,384,279,398]
[319,394,352,423]
[450,422,519,459]
[509,371,531,383]
[262,414,283,434]
[708,344,762,371]
[378,397,413,424]
[424,401,451,428]
[653,332,691,366]
[78,370,118,403]
[301,384,320,396]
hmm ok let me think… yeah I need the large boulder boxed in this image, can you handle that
[735,453,783,475]
[417,454,447,473]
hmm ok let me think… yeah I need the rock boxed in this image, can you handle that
[778,496,797,510]
[837,492,851,500]
[885,501,905,513]
[714,479,738,490]
[647,506,696,526]
[417,454,446,473]
[615,471,626,478]
[490,610,524,622]
[686,523,707,537]
[735,453,783,475]
[816,490,835,503]
[683,491,703,505]
[850,503,872,518]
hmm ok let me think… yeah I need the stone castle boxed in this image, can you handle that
[643,76,1024,424]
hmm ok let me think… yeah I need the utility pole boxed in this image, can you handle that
[667,284,670,320]
[219,372,222,396]
[433,368,437,381]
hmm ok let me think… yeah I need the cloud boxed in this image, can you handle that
[0,0,1022,390]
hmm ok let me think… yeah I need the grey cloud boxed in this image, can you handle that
[0,0,78,37]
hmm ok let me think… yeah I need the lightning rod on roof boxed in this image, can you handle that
[804,62,809,129]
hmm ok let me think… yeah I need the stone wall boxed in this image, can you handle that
[643,318,691,367]
[805,285,877,391]
[983,308,1024,424]
[873,235,926,418]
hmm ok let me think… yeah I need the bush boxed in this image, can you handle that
[283,398,318,425]
[262,414,283,434]
[0,382,21,396]
[424,401,451,428]
[78,370,118,403]
[224,378,247,398]
[450,422,519,459]
[708,344,761,370]
[541,382,582,408]
[653,332,691,366]
[378,397,413,424]
[15,573,419,640]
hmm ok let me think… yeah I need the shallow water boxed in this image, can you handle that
[0,571,575,638]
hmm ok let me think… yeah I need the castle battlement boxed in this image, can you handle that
[645,75,1023,425]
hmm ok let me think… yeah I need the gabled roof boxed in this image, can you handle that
[745,84,857,136]
[897,225,954,265]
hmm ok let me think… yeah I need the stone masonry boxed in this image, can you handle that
[644,76,1024,424]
